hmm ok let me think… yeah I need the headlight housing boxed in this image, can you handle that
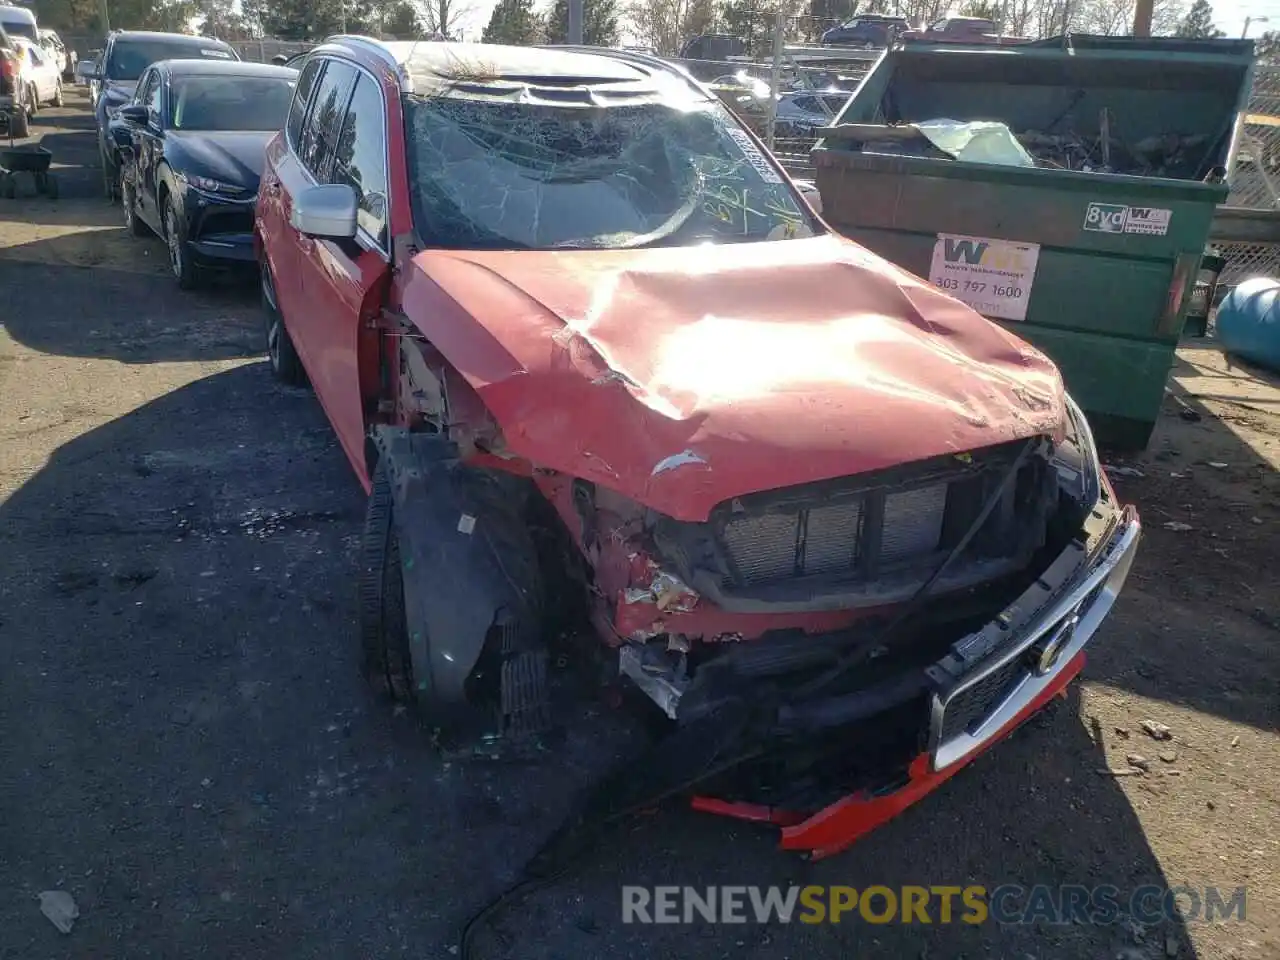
[1051,393,1102,507]
[182,174,246,197]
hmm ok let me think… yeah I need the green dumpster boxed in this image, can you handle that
[814,34,1256,448]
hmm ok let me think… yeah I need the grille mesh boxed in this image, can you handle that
[938,658,1027,744]
[882,485,947,563]
[722,512,799,585]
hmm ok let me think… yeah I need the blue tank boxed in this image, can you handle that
[1216,277,1280,373]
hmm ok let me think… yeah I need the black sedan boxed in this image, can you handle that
[112,59,296,289]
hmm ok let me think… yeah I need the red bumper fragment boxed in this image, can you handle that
[691,650,1087,860]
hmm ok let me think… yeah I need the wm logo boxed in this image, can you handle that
[943,238,989,264]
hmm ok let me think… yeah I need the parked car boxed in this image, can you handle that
[821,15,912,47]
[114,59,296,288]
[901,16,1034,44]
[256,38,1140,858]
[774,89,849,136]
[679,34,747,60]
[0,22,30,137]
[12,37,63,111]
[0,4,36,44]
[39,28,76,79]
[89,30,239,201]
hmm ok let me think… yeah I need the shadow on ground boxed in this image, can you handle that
[0,361,1194,959]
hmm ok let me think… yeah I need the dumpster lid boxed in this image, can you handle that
[1028,33,1255,60]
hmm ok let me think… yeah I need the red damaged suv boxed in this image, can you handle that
[255,37,1141,859]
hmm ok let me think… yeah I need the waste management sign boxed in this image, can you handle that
[928,233,1041,323]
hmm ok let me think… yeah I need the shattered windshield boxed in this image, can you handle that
[403,95,819,250]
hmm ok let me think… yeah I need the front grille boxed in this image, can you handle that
[937,657,1027,744]
[680,441,1052,597]
[197,207,254,238]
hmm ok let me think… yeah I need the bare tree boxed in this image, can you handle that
[1072,0,1185,35]
[414,0,477,37]
[624,0,715,55]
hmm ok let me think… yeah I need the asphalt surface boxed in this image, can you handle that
[0,90,1275,960]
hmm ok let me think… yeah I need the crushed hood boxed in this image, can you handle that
[401,233,1065,522]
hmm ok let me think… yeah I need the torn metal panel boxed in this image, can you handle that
[401,233,1066,523]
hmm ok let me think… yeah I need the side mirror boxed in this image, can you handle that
[290,184,358,240]
[118,103,148,126]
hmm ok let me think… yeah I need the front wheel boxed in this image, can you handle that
[51,80,63,108]
[26,85,37,117]
[359,462,416,702]
[9,107,29,139]
[163,199,199,290]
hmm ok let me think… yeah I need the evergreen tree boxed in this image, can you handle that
[1174,0,1223,38]
[545,0,619,46]
[382,1,421,37]
[482,0,542,44]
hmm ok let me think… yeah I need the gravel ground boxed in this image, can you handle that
[0,90,1275,960]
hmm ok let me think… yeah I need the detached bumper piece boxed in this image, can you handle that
[690,503,1141,859]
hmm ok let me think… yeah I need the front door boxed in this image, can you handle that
[285,64,390,485]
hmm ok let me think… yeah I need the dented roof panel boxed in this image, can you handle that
[402,234,1066,522]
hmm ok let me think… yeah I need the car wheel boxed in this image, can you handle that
[163,198,198,290]
[26,85,37,117]
[9,107,28,139]
[52,80,63,107]
[121,177,147,236]
[359,461,416,702]
[261,261,306,385]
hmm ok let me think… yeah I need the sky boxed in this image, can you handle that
[450,0,1280,42]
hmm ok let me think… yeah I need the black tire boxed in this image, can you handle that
[121,176,147,235]
[261,261,306,385]
[163,198,199,290]
[9,106,29,139]
[101,147,119,201]
[52,80,63,108]
[43,173,58,200]
[26,85,37,117]
[359,462,416,702]
[0,174,14,200]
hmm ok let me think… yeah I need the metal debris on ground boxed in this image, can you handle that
[1141,719,1173,741]
[38,890,79,934]
[1163,521,1194,532]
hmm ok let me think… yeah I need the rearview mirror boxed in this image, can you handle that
[290,184,357,240]
[792,178,823,215]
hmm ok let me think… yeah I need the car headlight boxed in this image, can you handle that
[183,174,245,196]
[1051,393,1102,507]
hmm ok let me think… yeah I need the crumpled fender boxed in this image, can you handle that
[372,427,541,707]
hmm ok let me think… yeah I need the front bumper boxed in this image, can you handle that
[183,188,257,266]
[692,504,1141,859]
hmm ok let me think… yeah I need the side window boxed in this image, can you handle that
[286,57,323,151]
[332,74,388,248]
[134,69,154,106]
[28,45,43,67]
[298,60,356,180]
[146,73,162,124]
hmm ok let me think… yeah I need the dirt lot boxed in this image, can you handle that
[0,90,1276,960]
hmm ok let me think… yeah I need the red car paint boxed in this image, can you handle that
[255,38,1129,861]
[401,236,1066,523]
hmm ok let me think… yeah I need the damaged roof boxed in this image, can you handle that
[350,39,698,100]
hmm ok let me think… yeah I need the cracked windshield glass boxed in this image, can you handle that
[404,95,818,250]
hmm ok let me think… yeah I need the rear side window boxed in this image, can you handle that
[286,57,323,150]
[298,59,356,180]
[332,73,388,247]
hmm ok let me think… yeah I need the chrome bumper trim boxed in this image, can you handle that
[930,508,1141,772]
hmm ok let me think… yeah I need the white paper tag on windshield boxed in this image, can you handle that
[725,127,782,183]
[928,233,1040,322]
